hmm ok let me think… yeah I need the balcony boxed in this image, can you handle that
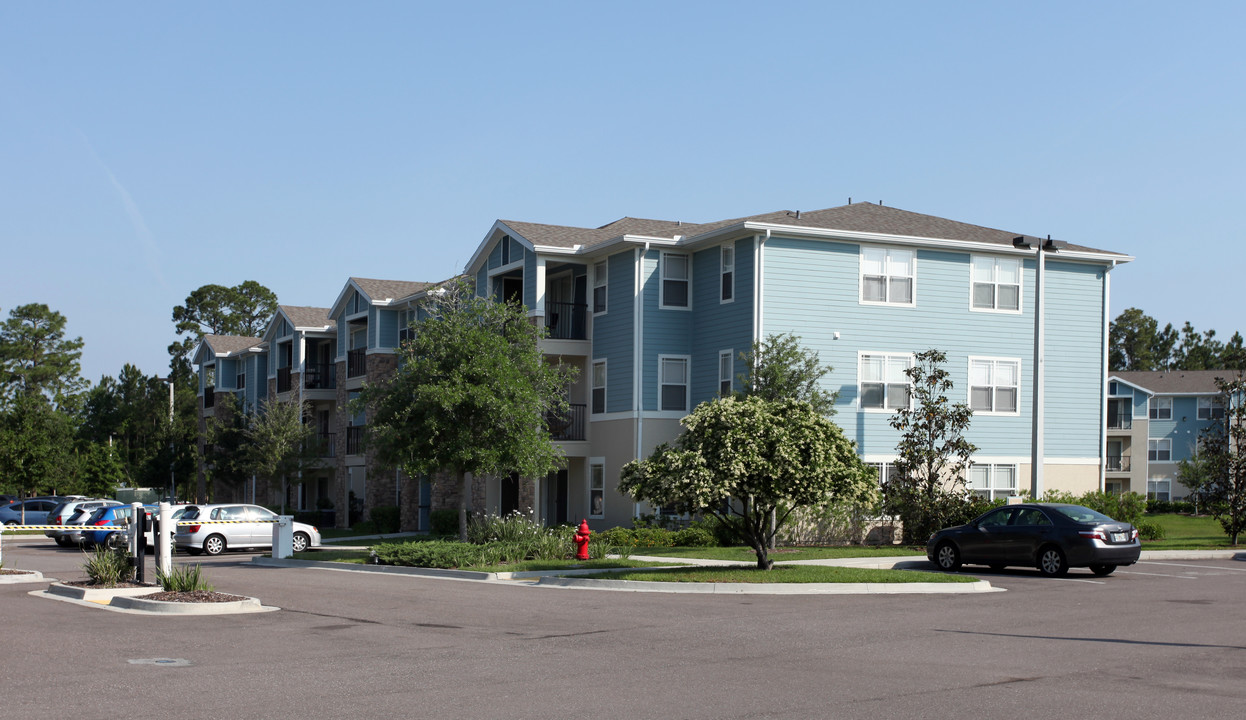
[204,386,215,409]
[347,348,367,379]
[277,367,292,393]
[311,432,336,459]
[544,301,587,340]
[346,426,364,455]
[1106,455,1131,472]
[305,362,337,390]
[1107,417,1133,431]
[546,403,586,442]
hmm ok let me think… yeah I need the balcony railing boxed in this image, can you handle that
[305,362,337,390]
[1107,417,1133,430]
[544,301,587,340]
[277,367,292,393]
[204,386,215,409]
[312,432,336,459]
[346,426,364,455]
[347,348,367,379]
[546,403,586,441]
[1105,455,1131,472]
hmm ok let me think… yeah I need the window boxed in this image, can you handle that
[661,252,690,308]
[720,245,734,303]
[1147,479,1171,501]
[1198,397,1225,420]
[659,356,689,412]
[859,353,912,410]
[591,360,606,414]
[967,464,1017,501]
[501,235,511,265]
[236,365,246,390]
[969,358,1020,414]
[593,261,607,314]
[398,307,416,344]
[1149,397,1172,420]
[860,247,914,305]
[1148,438,1171,462]
[971,256,1021,311]
[719,350,733,396]
[866,462,899,487]
[589,460,605,518]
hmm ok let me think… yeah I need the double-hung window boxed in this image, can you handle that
[1198,397,1225,420]
[969,358,1020,414]
[967,464,1017,501]
[860,353,912,410]
[718,350,733,396]
[661,253,690,308]
[860,247,914,305]
[1148,438,1172,462]
[398,307,416,344]
[591,360,606,414]
[1147,479,1171,501]
[236,365,246,390]
[1149,397,1172,420]
[589,460,605,518]
[971,256,1021,311]
[720,245,734,302]
[592,261,607,314]
[660,356,689,412]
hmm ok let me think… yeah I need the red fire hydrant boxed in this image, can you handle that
[573,519,591,561]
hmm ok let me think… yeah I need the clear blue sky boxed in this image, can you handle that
[3,1,1243,383]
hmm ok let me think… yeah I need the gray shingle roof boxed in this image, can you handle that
[279,305,331,329]
[1113,370,1241,395]
[202,335,264,356]
[351,278,438,303]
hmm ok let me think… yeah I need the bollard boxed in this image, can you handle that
[157,502,174,578]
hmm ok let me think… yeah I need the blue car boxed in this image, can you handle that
[0,497,72,526]
[81,505,155,548]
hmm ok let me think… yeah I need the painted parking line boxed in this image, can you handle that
[1117,570,1197,579]
[1138,561,1246,573]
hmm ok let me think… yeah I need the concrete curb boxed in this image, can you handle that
[536,575,1000,594]
[252,555,499,581]
[47,582,161,602]
[0,570,48,584]
[109,594,269,614]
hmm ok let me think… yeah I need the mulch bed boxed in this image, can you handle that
[0,568,36,575]
[63,580,156,588]
[139,590,250,603]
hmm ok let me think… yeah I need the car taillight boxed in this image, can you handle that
[1131,528,1139,540]
[53,517,62,525]
[93,519,110,526]
[186,524,201,533]
[1078,530,1105,540]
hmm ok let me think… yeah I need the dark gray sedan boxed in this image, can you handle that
[926,503,1141,577]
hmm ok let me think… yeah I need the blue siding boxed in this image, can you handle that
[367,305,378,349]
[1132,387,1149,417]
[1043,261,1106,458]
[592,250,636,412]
[523,249,537,310]
[487,240,502,270]
[217,358,237,391]
[690,239,754,404]
[476,266,488,297]
[335,316,347,360]
[642,249,694,411]
[378,309,398,348]
[1152,396,1216,461]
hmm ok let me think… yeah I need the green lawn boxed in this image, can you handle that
[292,549,675,573]
[1143,513,1240,549]
[632,545,926,562]
[583,565,975,584]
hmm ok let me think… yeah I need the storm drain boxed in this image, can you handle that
[128,658,192,667]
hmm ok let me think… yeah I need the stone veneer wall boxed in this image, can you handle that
[363,353,398,521]
[333,359,349,527]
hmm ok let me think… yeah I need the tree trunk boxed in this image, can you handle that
[753,542,774,570]
[458,469,469,542]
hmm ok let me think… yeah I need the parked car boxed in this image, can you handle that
[44,499,123,546]
[926,503,1141,577]
[0,494,18,506]
[175,504,320,555]
[79,504,193,550]
[0,497,72,526]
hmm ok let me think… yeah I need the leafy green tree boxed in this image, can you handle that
[168,281,278,359]
[884,349,978,544]
[76,441,127,498]
[358,280,576,540]
[0,303,86,407]
[1108,308,1177,371]
[201,392,251,502]
[620,396,875,569]
[245,396,316,515]
[1176,453,1214,514]
[737,332,837,415]
[1195,373,1246,545]
[1172,322,1225,371]
[0,393,78,503]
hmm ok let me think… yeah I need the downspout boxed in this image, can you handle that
[754,230,770,344]
[634,242,650,519]
[1100,260,1115,492]
[298,335,305,512]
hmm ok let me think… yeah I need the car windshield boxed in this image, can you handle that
[1052,505,1117,524]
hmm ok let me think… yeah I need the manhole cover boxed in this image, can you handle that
[128,658,192,667]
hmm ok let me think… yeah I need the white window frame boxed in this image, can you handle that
[967,464,1018,501]
[591,360,607,415]
[858,352,913,412]
[1198,397,1225,420]
[658,354,691,412]
[865,462,899,487]
[1147,478,1171,501]
[720,245,734,304]
[859,246,915,306]
[236,364,246,390]
[1148,438,1172,462]
[969,256,1022,313]
[589,458,605,519]
[968,357,1021,416]
[500,235,511,266]
[660,252,691,310]
[1149,396,1172,420]
[592,261,608,315]
[718,350,733,397]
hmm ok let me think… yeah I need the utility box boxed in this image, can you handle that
[273,516,294,559]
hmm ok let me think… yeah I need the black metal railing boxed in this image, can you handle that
[305,362,336,390]
[277,367,292,393]
[546,403,586,441]
[1107,417,1133,430]
[313,432,336,459]
[347,348,367,378]
[346,426,364,455]
[544,301,587,340]
[1105,455,1131,472]
[204,386,215,409]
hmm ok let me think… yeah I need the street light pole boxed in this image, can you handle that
[1013,235,1065,499]
[163,376,175,502]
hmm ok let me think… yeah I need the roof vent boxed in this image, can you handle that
[795,210,801,219]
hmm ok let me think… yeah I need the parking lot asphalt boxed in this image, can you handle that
[4,536,1246,719]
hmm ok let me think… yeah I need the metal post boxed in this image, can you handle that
[1032,244,1045,499]
[158,501,173,578]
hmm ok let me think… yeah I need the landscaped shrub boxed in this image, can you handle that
[1147,500,1195,515]
[157,563,213,592]
[1040,489,1145,526]
[82,544,134,587]
[672,526,716,547]
[430,509,458,537]
[373,540,484,568]
[1136,520,1166,541]
[778,500,878,546]
[693,515,739,546]
[371,505,400,534]
[630,527,676,548]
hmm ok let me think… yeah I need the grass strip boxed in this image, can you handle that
[635,546,927,561]
[1142,513,1239,549]
[581,565,975,583]
[290,550,675,573]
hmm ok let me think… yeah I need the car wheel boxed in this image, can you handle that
[104,533,125,551]
[1037,546,1068,577]
[55,536,72,547]
[203,534,226,556]
[934,542,961,572]
[292,531,310,553]
[1090,564,1117,577]
[3,520,16,526]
